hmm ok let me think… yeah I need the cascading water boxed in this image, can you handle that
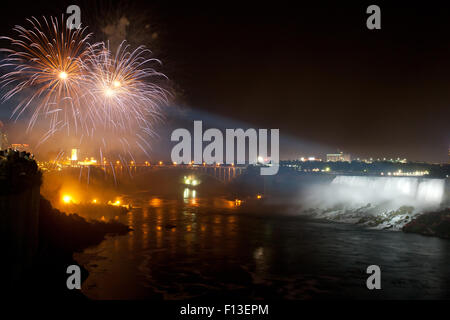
[331,176,445,207]
[302,175,446,230]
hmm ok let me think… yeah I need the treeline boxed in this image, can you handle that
[0,149,42,194]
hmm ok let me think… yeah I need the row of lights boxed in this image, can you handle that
[380,170,429,177]
[66,157,240,167]
[62,195,126,207]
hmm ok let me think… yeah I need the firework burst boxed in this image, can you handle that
[0,16,169,160]
[81,41,168,153]
[0,16,95,140]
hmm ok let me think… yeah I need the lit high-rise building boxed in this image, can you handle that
[71,148,80,162]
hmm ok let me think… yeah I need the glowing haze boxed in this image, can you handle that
[0,16,169,161]
[302,176,446,229]
[305,176,445,210]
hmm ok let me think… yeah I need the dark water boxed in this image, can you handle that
[74,190,450,300]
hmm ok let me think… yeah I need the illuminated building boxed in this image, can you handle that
[326,152,351,162]
[184,175,200,186]
[11,144,30,152]
[79,157,98,166]
[71,148,80,161]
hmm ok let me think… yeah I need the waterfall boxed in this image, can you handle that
[302,175,446,229]
[331,176,445,207]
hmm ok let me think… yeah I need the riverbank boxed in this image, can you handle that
[9,196,131,299]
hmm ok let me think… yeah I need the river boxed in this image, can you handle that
[74,189,450,300]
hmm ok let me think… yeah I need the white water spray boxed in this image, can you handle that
[303,176,446,229]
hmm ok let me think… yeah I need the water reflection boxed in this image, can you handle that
[74,189,450,300]
[149,198,162,208]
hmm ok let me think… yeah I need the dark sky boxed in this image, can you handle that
[0,1,449,162]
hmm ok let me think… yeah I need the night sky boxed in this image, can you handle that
[0,1,449,162]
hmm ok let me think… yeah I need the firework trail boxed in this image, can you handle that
[81,41,168,154]
[0,16,169,160]
[0,16,97,140]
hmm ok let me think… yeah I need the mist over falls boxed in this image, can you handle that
[331,176,445,207]
[302,176,447,229]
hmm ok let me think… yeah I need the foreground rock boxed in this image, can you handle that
[10,196,131,300]
[1,149,131,299]
[402,208,450,239]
